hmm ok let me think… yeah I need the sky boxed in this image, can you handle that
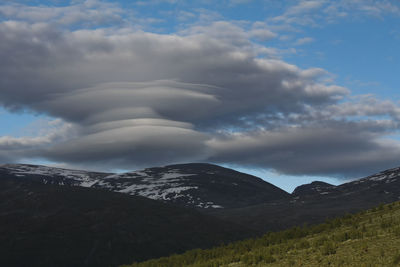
[0,0,400,192]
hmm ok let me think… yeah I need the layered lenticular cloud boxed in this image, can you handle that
[1,1,400,177]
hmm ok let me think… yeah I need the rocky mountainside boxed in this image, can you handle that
[0,163,290,209]
[0,177,256,267]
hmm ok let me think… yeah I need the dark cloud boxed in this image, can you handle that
[0,14,399,178]
[43,124,211,170]
[208,126,400,177]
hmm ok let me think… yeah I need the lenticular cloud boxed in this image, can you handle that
[0,18,400,177]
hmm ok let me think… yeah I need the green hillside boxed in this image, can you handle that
[122,201,400,267]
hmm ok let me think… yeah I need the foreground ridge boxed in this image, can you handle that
[122,201,400,267]
[0,177,256,267]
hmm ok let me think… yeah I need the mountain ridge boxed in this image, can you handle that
[0,163,290,210]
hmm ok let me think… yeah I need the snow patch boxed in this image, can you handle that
[80,180,98,187]
[369,175,387,181]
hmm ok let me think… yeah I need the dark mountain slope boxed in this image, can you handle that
[0,178,256,267]
[123,201,400,267]
[210,166,400,232]
[0,163,290,210]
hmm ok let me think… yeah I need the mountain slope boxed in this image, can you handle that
[0,163,290,209]
[122,201,400,267]
[0,178,256,267]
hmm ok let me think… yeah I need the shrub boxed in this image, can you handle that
[296,240,310,249]
[321,241,337,255]
[392,253,400,265]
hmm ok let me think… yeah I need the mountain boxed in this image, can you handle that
[0,177,256,267]
[210,166,400,232]
[292,181,334,196]
[293,166,400,201]
[0,163,290,209]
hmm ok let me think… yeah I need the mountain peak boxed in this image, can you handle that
[292,181,334,196]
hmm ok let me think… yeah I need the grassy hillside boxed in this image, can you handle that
[122,201,400,267]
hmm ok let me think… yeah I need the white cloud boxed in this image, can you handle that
[294,37,314,45]
[229,0,253,6]
[0,0,125,27]
[270,0,400,28]
[249,28,277,41]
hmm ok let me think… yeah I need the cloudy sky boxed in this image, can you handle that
[0,0,399,191]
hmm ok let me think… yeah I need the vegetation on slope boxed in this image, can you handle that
[122,201,400,267]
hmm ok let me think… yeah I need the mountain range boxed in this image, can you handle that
[2,162,400,266]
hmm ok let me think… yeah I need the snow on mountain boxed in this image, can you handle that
[0,163,290,209]
[353,166,400,184]
[0,164,107,187]
[0,164,208,206]
[102,169,201,203]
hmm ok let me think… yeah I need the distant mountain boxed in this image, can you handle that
[210,166,400,232]
[0,163,290,209]
[293,166,400,201]
[0,177,256,267]
[292,181,334,196]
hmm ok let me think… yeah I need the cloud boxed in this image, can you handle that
[0,0,125,27]
[44,123,211,170]
[135,0,179,6]
[0,21,346,125]
[270,0,326,26]
[294,37,314,45]
[270,0,400,28]
[0,2,400,177]
[229,0,253,6]
[0,119,73,163]
[208,126,400,177]
[249,28,277,42]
